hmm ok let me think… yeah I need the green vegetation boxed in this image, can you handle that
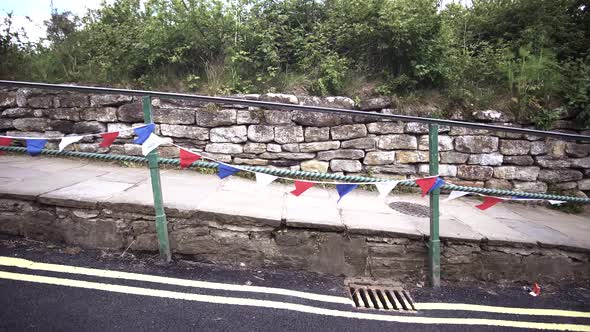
[1,0,589,127]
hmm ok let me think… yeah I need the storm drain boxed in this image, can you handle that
[388,201,431,218]
[348,285,416,312]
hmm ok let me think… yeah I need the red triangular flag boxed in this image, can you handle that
[475,197,503,210]
[0,137,12,155]
[530,282,541,296]
[291,181,314,196]
[415,177,437,197]
[179,148,201,169]
[100,132,119,147]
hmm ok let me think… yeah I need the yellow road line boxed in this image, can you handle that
[0,256,351,305]
[1,271,589,331]
[415,303,590,318]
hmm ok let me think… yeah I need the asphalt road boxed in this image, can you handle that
[0,235,589,332]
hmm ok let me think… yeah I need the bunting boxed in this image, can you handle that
[141,134,165,156]
[336,184,358,203]
[475,197,503,210]
[58,136,83,152]
[291,181,314,196]
[179,148,201,169]
[26,139,47,156]
[0,137,12,155]
[375,181,399,200]
[218,164,240,179]
[100,132,119,147]
[444,191,470,201]
[133,123,155,144]
[255,173,278,188]
[415,177,437,197]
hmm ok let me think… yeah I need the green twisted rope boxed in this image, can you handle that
[1,146,588,203]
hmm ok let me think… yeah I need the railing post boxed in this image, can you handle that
[428,124,441,287]
[142,95,171,262]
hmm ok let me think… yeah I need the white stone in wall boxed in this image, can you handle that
[468,153,504,166]
[210,126,247,143]
[493,166,540,181]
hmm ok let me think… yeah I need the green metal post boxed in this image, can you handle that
[428,124,441,288]
[142,95,171,262]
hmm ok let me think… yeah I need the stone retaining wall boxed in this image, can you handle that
[1,88,589,196]
[1,196,588,283]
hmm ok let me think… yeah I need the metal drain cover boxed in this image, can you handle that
[388,201,431,218]
[348,285,416,312]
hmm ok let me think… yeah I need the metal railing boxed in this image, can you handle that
[1,80,589,288]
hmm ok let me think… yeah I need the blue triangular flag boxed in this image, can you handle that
[26,139,47,156]
[336,184,359,203]
[133,123,155,144]
[218,164,240,179]
[427,177,445,194]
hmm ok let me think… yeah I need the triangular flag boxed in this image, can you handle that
[100,132,119,147]
[548,200,565,205]
[475,196,503,210]
[133,123,155,144]
[375,181,399,200]
[444,191,470,201]
[141,133,165,156]
[291,180,314,196]
[218,164,240,179]
[336,184,358,203]
[256,173,278,188]
[58,136,83,152]
[415,177,437,197]
[0,137,13,155]
[179,148,201,169]
[26,139,47,156]
[529,283,541,297]
[428,177,445,194]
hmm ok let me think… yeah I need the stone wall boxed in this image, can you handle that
[1,88,589,197]
[1,196,588,284]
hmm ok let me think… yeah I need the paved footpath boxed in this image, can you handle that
[1,154,589,251]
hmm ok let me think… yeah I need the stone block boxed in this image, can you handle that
[341,137,377,149]
[330,159,362,172]
[485,179,513,190]
[363,151,395,165]
[472,110,509,122]
[27,95,54,108]
[300,160,329,173]
[395,151,429,163]
[13,118,49,131]
[160,124,209,140]
[80,107,118,122]
[377,135,417,150]
[418,135,453,151]
[440,151,469,164]
[304,127,330,142]
[500,140,531,155]
[578,179,590,190]
[153,108,196,124]
[210,126,247,143]
[107,123,133,138]
[366,165,417,175]
[513,181,547,193]
[457,165,494,180]
[274,126,304,144]
[0,91,16,109]
[571,157,590,169]
[566,143,590,158]
[330,124,367,140]
[493,166,540,181]
[359,96,391,110]
[299,141,340,152]
[267,144,282,152]
[549,182,578,191]
[1,108,35,118]
[260,93,298,104]
[117,102,144,122]
[547,139,567,158]
[530,141,548,155]
[418,164,457,177]
[468,153,503,166]
[247,125,274,142]
[90,94,133,107]
[48,120,74,133]
[454,136,499,153]
[45,108,80,121]
[317,149,364,161]
[449,127,489,136]
[123,143,143,156]
[73,121,106,134]
[503,156,534,166]
[55,94,89,108]
[292,111,353,127]
[237,109,264,124]
[300,96,354,109]
[282,143,300,152]
[196,109,237,127]
[233,158,268,166]
[366,122,404,134]
[404,122,429,134]
[263,110,292,124]
[534,156,571,169]
[260,152,315,160]
[0,119,13,129]
[243,143,266,154]
[205,143,243,154]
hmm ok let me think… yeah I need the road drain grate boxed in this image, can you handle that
[348,285,416,312]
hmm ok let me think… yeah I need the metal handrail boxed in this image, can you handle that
[1,80,589,141]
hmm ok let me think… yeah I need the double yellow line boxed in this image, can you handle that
[0,257,588,331]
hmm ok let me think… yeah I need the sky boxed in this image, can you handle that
[1,0,471,43]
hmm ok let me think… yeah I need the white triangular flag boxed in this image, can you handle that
[256,173,278,188]
[58,136,83,151]
[141,133,165,156]
[548,200,565,205]
[375,181,399,200]
[444,191,470,202]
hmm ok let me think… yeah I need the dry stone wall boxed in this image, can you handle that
[1,88,589,197]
